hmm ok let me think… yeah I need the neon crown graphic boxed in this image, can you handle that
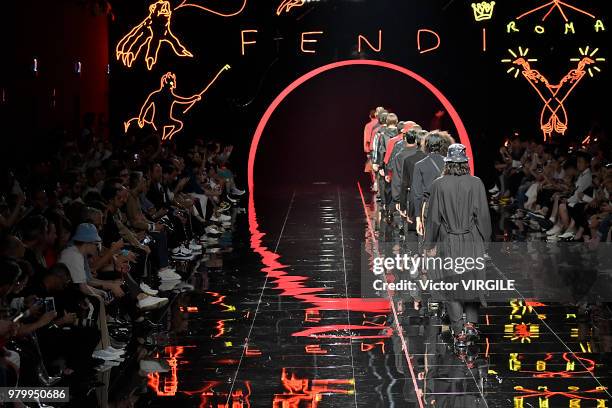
[471,1,495,22]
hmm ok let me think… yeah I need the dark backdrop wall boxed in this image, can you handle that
[254,65,449,189]
[2,0,109,163]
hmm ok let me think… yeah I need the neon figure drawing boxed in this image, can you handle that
[124,65,230,141]
[515,0,596,22]
[276,0,305,16]
[502,47,605,141]
[116,0,247,70]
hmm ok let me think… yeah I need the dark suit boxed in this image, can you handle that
[147,182,171,210]
[398,148,426,214]
[410,153,443,219]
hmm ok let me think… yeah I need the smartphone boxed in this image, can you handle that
[44,297,55,313]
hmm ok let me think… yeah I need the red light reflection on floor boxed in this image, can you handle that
[304,308,321,323]
[248,195,390,314]
[519,352,596,378]
[304,344,328,354]
[514,384,608,403]
[206,291,236,312]
[245,346,262,356]
[184,381,253,408]
[272,368,354,407]
[147,346,185,396]
[361,341,385,353]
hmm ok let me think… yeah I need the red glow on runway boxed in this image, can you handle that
[247,194,390,314]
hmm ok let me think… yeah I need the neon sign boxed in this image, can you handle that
[116,0,247,70]
[505,0,605,34]
[501,47,605,141]
[516,0,595,23]
[276,0,305,16]
[124,65,230,141]
[471,1,495,22]
[116,1,191,70]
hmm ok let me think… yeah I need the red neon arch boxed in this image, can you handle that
[247,59,473,192]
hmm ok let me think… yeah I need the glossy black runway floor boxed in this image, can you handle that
[136,184,612,408]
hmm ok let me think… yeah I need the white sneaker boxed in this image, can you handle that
[171,245,192,256]
[205,226,222,235]
[158,269,182,281]
[105,346,125,354]
[230,187,245,196]
[189,241,202,251]
[96,360,121,371]
[172,253,195,260]
[138,296,168,310]
[558,230,576,239]
[175,282,195,292]
[158,280,180,291]
[200,235,219,244]
[211,213,231,222]
[546,224,563,236]
[140,283,158,296]
[93,349,123,361]
[206,247,221,254]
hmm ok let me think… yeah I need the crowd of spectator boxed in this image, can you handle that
[489,133,611,243]
[0,125,244,402]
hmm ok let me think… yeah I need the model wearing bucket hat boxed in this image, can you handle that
[444,143,469,163]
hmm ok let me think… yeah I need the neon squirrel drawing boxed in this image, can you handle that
[124,65,230,141]
[116,0,247,70]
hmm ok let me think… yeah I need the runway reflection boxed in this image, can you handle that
[126,184,610,408]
